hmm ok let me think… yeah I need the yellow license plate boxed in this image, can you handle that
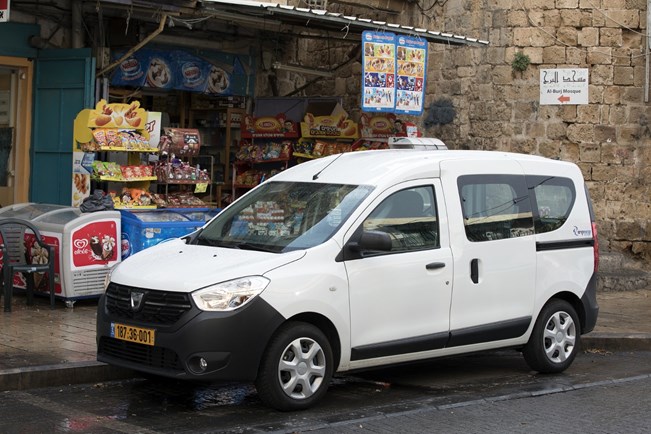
[111,322,155,346]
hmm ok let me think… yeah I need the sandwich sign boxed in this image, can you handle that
[0,0,9,22]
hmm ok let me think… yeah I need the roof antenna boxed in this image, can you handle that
[312,153,344,180]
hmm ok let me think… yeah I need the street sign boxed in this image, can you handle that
[0,0,9,22]
[540,68,588,105]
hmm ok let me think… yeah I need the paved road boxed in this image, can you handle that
[1,350,650,433]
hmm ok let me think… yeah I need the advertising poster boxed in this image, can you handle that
[71,221,120,269]
[242,114,299,139]
[24,232,62,294]
[395,36,428,115]
[361,31,396,113]
[111,48,253,96]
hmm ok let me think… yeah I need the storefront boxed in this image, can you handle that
[2,1,487,210]
[0,22,37,207]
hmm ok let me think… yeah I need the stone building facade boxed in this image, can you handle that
[277,0,651,285]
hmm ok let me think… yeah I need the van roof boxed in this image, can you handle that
[272,149,567,187]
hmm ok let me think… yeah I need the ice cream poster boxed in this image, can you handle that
[395,35,428,115]
[24,232,62,294]
[110,48,254,97]
[71,221,120,269]
[362,31,397,113]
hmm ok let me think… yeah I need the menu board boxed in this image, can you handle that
[362,31,396,113]
[395,36,428,115]
[361,32,427,115]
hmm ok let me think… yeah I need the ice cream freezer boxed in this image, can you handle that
[0,203,121,306]
[120,208,218,259]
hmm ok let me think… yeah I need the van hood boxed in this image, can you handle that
[110,238,306,293]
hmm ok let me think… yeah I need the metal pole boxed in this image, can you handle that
[646,0,650,102]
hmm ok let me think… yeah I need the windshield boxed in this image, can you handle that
[196,181,373,253]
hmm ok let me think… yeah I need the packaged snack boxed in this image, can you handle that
[105,129,119,147]
[312,140,326,157]
[92,129,108,148]
[324,142,337,156]
[280,141,292,159]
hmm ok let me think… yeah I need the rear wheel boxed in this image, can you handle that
[255,322,333,411]
[523,299,580,373]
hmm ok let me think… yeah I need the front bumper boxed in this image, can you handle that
[96,294,285,382]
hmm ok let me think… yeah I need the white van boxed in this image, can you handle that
[97,149,599,411]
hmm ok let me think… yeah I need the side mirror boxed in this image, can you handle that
[348,230,392,252]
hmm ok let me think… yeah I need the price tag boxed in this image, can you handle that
[195,183,208,193]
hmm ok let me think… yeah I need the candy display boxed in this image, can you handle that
[82,129,152,152]
[151,192,207,208]
[234,168,281,187]
[110,187,155,208]
[92,162,154,181]
[293,139,352,158]
[235,141,292,162]
[155,154,210,183]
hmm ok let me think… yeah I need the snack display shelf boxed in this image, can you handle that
[292,152,319,159]
[234,157,291,165]
[233,184,256,189]
[159,179,211,185]
[95,176,158,182]
[114,205,157,210]
[92,146,160,153]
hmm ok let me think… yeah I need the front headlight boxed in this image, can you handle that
[192,276,270,311]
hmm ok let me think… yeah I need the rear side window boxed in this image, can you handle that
[527,175,576,234]
[458,175,534,242]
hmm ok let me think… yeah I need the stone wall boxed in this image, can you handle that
[419,0,650,266]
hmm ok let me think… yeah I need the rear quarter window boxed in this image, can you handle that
[458,174,534,242]
[527,175,576,234]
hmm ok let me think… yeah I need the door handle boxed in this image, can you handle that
[470,258,479,284]
[426,262,446,270]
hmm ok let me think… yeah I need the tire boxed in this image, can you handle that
[523,299,581,373]
[255,321,334,411]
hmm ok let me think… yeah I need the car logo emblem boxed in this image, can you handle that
[130,290,145,311]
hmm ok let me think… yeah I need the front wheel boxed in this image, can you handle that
[523,299,581,373]
[255,321,333,411]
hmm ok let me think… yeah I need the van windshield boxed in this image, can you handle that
[195,181,373,253]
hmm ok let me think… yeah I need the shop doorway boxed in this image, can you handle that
[0,58,32,207]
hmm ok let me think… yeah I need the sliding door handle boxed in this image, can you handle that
[426,262,446,270]
[470,258,479,284]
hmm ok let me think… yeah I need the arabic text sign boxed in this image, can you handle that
[540,68,588,105]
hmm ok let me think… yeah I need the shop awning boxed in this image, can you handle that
[199,0,489,47]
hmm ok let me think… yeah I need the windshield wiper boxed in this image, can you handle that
[234,242,276,253]
[196,236,222,247]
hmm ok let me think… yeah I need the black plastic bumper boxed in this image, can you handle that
[581,273,599,334]
[96,294,285,382]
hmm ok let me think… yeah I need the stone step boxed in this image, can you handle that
[597,251,651,292]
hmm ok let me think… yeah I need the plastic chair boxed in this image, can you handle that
[0,218,56,312]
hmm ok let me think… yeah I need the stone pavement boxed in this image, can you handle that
[0,289,650,392]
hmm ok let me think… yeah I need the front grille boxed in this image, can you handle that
[98,337,183,372]
[105,283,193,325]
